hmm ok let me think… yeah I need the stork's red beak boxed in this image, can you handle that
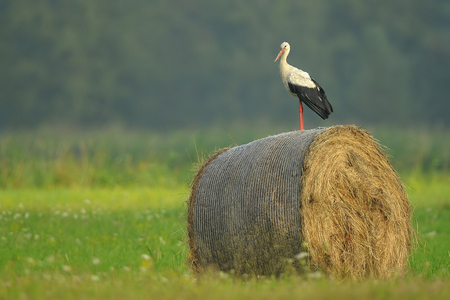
[274,49,285,62]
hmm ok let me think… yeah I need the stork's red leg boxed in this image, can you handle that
[299,100,304,130]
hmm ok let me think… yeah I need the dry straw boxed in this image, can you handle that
[301,125,412,279]
[187,125,413,279]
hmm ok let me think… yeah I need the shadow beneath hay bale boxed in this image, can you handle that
[187,125,414,279]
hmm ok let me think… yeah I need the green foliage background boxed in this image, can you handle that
[1,0,449,130]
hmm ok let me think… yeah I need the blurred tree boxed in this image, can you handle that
[0,0,449,130]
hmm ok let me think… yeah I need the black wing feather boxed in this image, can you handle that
[288,79,333,120]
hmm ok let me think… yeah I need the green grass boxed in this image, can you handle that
[0,175,449,299]
[2,125,449,189]
[0,188,189,278]
[406,175,450,278]
[1,127,450,299]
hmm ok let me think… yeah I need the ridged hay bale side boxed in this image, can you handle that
[187,128,325,275]
[187,125,413,279]
[301,125,412,279]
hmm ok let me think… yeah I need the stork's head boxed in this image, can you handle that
[274,42,290,62]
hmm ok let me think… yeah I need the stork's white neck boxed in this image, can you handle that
[279,48,292,81]
[280,48,290,65]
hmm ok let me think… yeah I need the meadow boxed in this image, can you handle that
[0,125,450,299]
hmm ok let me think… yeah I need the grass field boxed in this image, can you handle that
[1,126,450,299]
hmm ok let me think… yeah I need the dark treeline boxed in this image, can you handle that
[1,0,449,130]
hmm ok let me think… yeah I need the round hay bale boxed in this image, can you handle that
[187,125,413,279]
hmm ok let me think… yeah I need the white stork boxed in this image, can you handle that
[274,42,333,130]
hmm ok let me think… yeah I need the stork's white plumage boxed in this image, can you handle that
[274,42,333,130]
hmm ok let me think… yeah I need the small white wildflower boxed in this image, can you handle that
[90,275,100,281]
[295,252,310,260]
[84,199,91,205]
[92,257,101,265]
[219,271,229,279]
[18,203,24,209]
[159,236,166,245]
[160,276,169,283]
[141,254,151,260]
[27,257,36,265]
[73,214,78,220]
[123,266,131,272]
[62,265,72,272]
[24,212,29,219]
[425,231,437,237]
[34,234,40,240]
[61,212,69,218]
[13,213,21,220]
[307,271,323,279]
